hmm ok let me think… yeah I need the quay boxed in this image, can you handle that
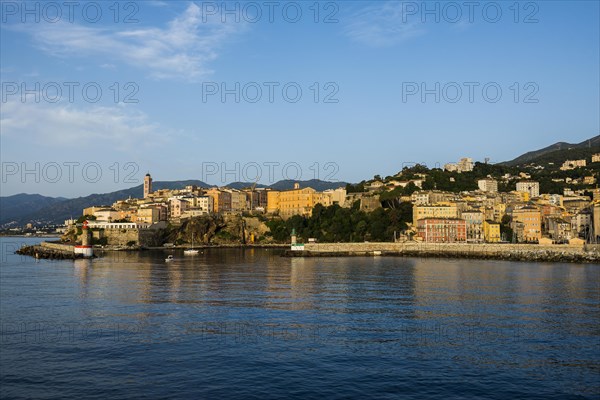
[283,242,600,263]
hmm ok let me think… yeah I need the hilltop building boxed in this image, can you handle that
[444,157,474,173]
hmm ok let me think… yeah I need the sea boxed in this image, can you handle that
[1,237,599,399]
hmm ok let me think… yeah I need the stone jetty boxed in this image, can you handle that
[283,242,600,263]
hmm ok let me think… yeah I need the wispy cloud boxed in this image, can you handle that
[15,3,243,80]
[345,2,426,47]
[1,100,167,153]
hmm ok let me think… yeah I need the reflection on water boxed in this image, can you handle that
[1,237,599,399]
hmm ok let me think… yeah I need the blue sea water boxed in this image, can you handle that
[1,237,599,399]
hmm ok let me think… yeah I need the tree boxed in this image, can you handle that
[346,182,366,193]
[265,202,412,243]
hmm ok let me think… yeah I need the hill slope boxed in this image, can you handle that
[500,135,600,166]
[0,194,67,225]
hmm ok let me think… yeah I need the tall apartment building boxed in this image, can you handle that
[205,188,232,213]
[225,189,247,212]
[593,204,600,241]
[516,181,540,198]
[477,178,498,193]
[461,209,484,242]
[169,198,190,218]
[247,188,269,210]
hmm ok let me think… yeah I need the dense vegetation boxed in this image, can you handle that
[345,160,599,196]
[266,201,413,243]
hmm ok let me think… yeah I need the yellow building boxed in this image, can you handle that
[277,186,319,219]
[116,209,137,222]
[267,184,345,219]
[483,220,501,242]
[493,203,506,222]
[83,206,109,216]
[413,203,459,226]
[511,206,542,242]
[511,190,530,202]
[266,190,280,214]
[134,207,161,224]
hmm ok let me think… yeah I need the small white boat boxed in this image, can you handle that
[165,255,174,262]
[184,235,200,255]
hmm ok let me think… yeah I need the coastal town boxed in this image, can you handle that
[36,152,598,250]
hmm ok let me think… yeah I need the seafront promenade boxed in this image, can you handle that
[14,240,600,263]
[286,242,600,263]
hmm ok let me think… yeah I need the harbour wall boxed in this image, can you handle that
[285,242,599,263]
[17,242,83,260]
[41,242,75,253]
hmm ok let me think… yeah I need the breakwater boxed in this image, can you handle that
[284,242,600,263]
[16,242,92,260]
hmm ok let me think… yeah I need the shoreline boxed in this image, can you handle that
[13,240,600,263]
[1,234,61,238]
[282,250,599,263]
[105,243,290,251]
[283,242,600,264]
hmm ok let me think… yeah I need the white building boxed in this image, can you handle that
[196,195,214,213]
[477,178,498,193]
[93,209,120,222]
[516,181,540,198]
[169,198,190,218]
[461,209,484,242]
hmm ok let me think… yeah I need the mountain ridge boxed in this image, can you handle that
[499,135,600,166]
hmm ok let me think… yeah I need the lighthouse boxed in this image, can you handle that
[74,220,94,258]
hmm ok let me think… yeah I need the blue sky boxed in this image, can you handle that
[1,0,599,197]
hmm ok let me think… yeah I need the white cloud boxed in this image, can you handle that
[0,99,167,153]
[345,2,426,47]
[17,3,243,80]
